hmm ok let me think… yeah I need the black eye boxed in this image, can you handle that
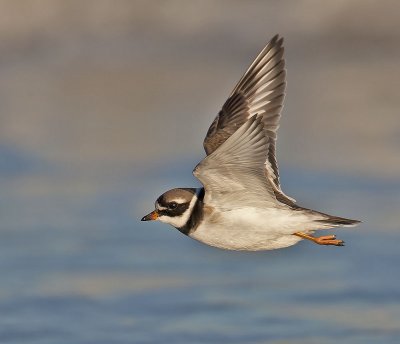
[169,202,177,210]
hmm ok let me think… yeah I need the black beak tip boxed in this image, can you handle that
[141,211,158,222]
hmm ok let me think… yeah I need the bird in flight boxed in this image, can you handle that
[142,35,360,251]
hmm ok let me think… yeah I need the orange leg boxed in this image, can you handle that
[294,232,344,246]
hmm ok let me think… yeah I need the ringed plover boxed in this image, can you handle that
[141,35,360,251]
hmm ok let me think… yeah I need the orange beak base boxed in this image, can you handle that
[141,210,159,221]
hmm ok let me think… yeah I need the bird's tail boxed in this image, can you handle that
[315,213,361,228]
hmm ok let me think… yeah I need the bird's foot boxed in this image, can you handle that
[294,232,345,246]
[313,234,344,246]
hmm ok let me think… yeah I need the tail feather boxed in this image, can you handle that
[317,214,361,227]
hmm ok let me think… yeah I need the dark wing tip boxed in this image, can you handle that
[271,34,284,46]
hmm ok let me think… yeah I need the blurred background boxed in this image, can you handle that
[1,1,399,343]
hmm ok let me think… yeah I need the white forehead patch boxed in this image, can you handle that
[172,197,187,204]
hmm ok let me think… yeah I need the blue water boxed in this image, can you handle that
[0,158,399,343]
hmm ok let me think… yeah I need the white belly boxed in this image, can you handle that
[189,207,319,251]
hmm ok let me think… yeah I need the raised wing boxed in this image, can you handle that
[203,35,295,205]
[194,116,278,208]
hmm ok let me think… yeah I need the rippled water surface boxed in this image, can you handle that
[1,163,399,344]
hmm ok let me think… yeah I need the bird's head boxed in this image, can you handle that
[141,188,199,229]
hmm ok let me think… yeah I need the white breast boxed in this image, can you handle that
[189,207,318,251]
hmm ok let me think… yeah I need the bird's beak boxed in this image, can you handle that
[141,210,159,221]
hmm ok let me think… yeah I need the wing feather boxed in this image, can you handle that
[203,34,296,206]
[194,116,278,208]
